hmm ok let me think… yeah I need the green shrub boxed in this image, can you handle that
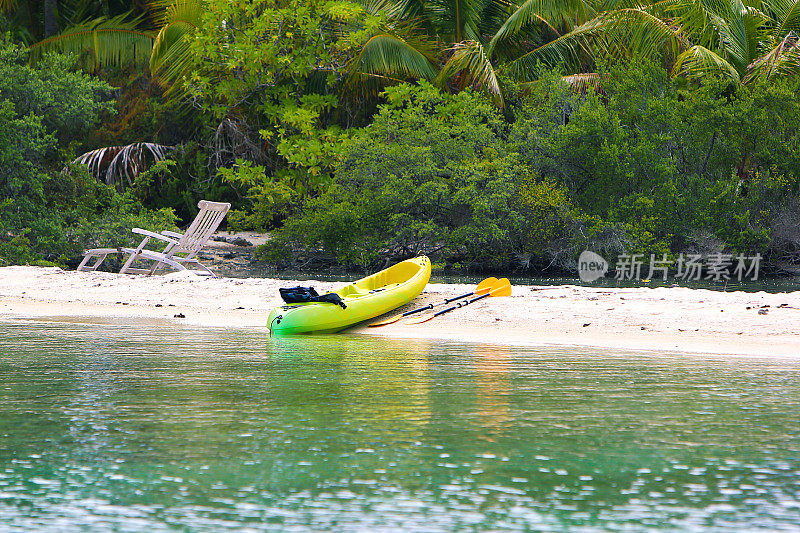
[511,61,800,265]
[217,160,298,231]
[0,37,176,267]
[264,82,583,271]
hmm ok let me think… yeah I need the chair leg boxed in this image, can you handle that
[160,257,188,272]
[120,235,155,275]
[119,251,139,275]
[77,254,95,272]
[147,260,163,276]
[78,252,108,272]
[193,262,216,277]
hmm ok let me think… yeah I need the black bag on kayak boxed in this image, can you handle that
[279,286,319,303]
[279,286,347,309]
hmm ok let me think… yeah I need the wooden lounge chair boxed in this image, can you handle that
[78,200,231,277]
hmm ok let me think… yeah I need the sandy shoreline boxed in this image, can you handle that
[1,265,798,357]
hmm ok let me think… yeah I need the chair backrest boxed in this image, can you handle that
[174,200,231,258]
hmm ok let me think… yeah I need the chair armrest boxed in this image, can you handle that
[161,230,184,239]
[132,228,179,245]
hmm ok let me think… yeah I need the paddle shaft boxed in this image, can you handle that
[430,291,491,318]
[401,289,487,318]
[368,282,498,327]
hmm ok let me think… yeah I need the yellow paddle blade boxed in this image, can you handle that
[491,279,512,296]
[410,281,513,324]
[473,278,507,296]
[367,312,404,327]
[408,313,436,324]
[476,276,498,292]
[463,277,498,297]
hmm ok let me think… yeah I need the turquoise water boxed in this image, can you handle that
[1,320,800,531]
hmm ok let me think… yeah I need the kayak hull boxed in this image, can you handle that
[267,256,431,335]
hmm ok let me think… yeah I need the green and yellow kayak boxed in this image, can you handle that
[268,256,431,335]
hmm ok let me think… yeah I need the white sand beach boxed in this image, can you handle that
[1,265,798,357]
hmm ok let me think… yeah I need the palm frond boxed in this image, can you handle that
[710,8,766,73]
[29,14,154,69]
[503,15,605,78]
[394,0,429,24]
[488,0,593,53]
[149,0,204,87]
[361,0,405,18]
[603,8,688,60]
[438,40,504,106]
[561,71,607,92]
[427,0,485,41]
[0,0,17,15]
[150,21,196,80]
[657,0,727,48]
[149,0,204,27]
[742,30,800,81]
[75,142,174,188]
[349,31,438,79]
[672,44,741,82]
[765,0,800,36]
[504,7,686,80]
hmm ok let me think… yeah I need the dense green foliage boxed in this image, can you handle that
[512,64,800,257]
[185,0,353,229]
[3,0,800,277]
[0,38,176,267]
[266,64,800,272]
[265,82,575,270]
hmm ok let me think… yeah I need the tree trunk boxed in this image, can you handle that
[24,0,42,41]
[43,0,58,37]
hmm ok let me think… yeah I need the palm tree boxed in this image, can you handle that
[345,0,526,106]
[669,0,800,83]
[489,0,800,85]
[348,0,681,104]
[20,0,201,89]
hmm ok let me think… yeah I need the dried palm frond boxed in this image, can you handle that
[438,40,503,107]
[0,0,17,14]
[561,72,607,93]
[74,142,174,189]
[742,31,800,83]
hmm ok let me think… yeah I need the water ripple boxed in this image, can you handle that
[0,321,799,531]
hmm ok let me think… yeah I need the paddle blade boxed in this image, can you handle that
[475,277,498,292]
[408,313,436,324]
[367,313,403,327]
[490,278,512,297]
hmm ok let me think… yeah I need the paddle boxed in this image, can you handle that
[368,277,499,327]
[409,279,512,324]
